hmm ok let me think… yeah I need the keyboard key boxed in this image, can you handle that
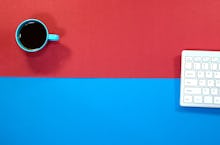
[194,57,201,61]
[214,97,220,104]
[185,88,201,94]
[214,72,220,78]
[202,63,209,70]
[199,80,206,86]
[202,57,210,62]
[202,88,210,95]
[184,96,193,103]
[198,71,205,78]
[204,96,213,104]
[212,57,218,62]
[211,63,218,70]
[211,88,218,95]
[185,71,196,78]
[207,80,214,87]
[194,63,201,70]
[184,79,197,86]
[193,96,203,103]
[185,63,192,69]
[185,57,193,62]
[216,80,220,87]
[206,72,213,78]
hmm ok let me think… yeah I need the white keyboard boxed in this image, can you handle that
[180,50,220,108]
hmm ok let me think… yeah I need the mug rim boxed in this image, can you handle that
[15,19,49,52]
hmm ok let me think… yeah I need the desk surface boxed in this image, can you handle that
[1,78,220,145]
[1,1,220,144]
[1,0,220,77]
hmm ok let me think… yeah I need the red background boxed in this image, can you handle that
[1,0,220,78]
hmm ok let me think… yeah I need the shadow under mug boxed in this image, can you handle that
[15,19,60,52]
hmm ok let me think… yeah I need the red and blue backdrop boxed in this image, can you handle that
[1,0,220,145]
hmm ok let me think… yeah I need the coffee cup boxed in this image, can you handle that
[15,19,60,52]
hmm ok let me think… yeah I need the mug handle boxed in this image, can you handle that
[48,34,60,41]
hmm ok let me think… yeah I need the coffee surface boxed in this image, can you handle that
[19,21,47,49]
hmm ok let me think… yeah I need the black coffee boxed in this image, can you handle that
[19,21,47,49]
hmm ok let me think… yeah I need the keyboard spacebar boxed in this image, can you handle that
[184,88,201,94]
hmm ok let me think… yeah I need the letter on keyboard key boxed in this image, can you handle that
[185,71,196,78]
[211,88,218,95]
[185,79,197,86]
[184,88,201,94]
[206,72,213,78]
[216,80,220,87]
[198,71,205,78]
[214,97,220,104]
[202,88,210,95]
[184,96,192,103]
[193,96,203,103]
[207,80,214,87]
[214,72,220,78]
[199,80,206,86]
[204,96,213,104]
[185,63,192,69]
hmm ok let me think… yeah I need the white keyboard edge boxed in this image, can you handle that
[180,50,220,108]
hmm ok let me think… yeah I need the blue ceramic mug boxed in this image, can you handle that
[15,19,60,52]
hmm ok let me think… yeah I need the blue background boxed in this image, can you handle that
[1,78,220,145]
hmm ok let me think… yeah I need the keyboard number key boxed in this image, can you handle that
[211,63,218,70]
[194,63,201,70]
[202,63,209,70]
[204,96,213,104]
